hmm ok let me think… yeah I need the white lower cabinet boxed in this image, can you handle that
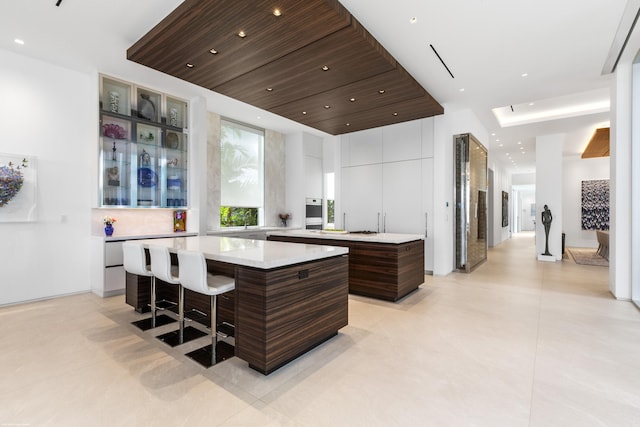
[91,238,125,297]
[422,158,434,272]
[341,164,382,231]
[340,157,434,273]
[382,160,423,234]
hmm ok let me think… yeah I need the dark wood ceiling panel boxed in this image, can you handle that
[128,0,351,89]
[307,95,444,135]
[268,66,435,123]
[211,26,397,108]
[127,0,444,135]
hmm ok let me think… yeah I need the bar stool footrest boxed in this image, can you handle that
[131,314,176,331]
[217,322,235,338]
[185,341,234,368]
[156,326,207,347]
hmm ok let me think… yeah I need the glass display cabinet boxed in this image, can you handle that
[99,75,188,208]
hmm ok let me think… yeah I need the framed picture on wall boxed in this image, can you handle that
[0,153,37,222]
[502,191,509,227]
[581,179,609,230]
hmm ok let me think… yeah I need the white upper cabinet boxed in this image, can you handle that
[382,121,422,162]
[421,117,434,159]
[304,156,323,198]
[342,128,383,167]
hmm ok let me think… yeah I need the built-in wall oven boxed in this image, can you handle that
[305,198,323,230]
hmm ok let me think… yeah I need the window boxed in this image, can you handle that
[220,119,264,227]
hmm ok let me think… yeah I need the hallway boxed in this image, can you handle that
[0,233,638,426]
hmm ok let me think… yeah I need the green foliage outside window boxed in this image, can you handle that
[220,206,258,227]
[327,199,335,223]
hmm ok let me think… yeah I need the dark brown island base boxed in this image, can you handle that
[268,230,425,301]
[125,236,348,375]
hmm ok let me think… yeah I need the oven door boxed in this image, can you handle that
[305,217,323,230]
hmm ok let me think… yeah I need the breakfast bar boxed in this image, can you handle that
[268,230,425,301]
[127,236,349,374]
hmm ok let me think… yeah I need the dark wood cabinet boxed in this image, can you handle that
[268,235,424,301]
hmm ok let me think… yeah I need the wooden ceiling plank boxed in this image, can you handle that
[126,0,444,135]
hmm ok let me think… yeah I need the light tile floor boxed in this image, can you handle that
[1,232,639,426]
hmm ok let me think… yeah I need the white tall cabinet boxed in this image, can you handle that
[340,118,434,272]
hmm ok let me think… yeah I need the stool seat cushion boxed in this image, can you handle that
[204,273,235,295]
[177,250,235,296]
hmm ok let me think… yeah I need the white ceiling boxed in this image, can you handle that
[0,0,631,175]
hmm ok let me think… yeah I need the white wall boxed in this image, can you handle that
[519,191,536,231]
[433,108,489,275]
[0,49,94,305]
[562,155,610,248]
[610,56,633,300]
[489,163,512,242]
[536,134,564,260]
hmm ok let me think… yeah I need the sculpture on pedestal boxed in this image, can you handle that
[541,204,553,256]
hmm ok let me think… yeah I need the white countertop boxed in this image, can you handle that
[207,226,294,235]
[134,235,348,269]
[99,232,198,242]
[267,229,424,244]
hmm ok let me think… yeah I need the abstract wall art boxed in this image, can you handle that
[0,153,37,222]
[581,179,609,230]
[501,191,509,227]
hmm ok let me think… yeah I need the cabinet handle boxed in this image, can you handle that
[383,212,387,233]
[425,212,428,238]
[377,212,380,233]
[343,213,346,230]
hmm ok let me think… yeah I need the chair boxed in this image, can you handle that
[148,245,207,347]
[178,250,235,368]
[123,241,176,331]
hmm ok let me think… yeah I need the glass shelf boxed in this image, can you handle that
[99,75,189,208]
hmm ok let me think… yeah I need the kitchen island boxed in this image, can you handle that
[128,236,348,375]
[268,230,424,301]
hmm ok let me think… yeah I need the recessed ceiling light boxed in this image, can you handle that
[346,123,351,126]
[238,30,246,38]
[459,88,465,92]
[496,139,500,142]
[324,105,330,109]
[186,63,194,68]
[322,65,330,71]
[14,38,24,45]
[302,111,307,115]
[517,141,522,144]
[521,72,528,77]
[378,90,385,94]
[409,17,417,24]
[266,87,273,92]
[209,48,218,54]
[491,133,496,136]
[499,144,503,147]
[349,98,356,102]
[393,112,398,116]
[273,8,282,16]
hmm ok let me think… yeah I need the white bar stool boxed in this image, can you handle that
[149,245,207,347]
[178,249,236,368]
[123,241,176,331]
